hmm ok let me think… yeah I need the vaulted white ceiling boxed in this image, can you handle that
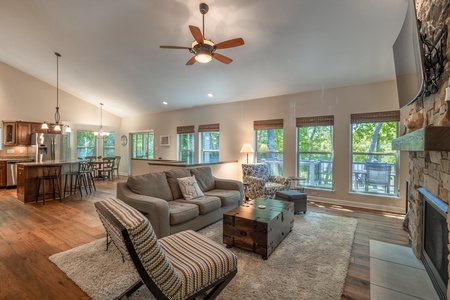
[0,0,407,118]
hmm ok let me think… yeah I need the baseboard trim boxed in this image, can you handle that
[308,196,406,214]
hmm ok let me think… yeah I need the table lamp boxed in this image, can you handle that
[240,143,254,163]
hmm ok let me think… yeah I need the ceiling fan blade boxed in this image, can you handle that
[189,25,204,44]
[160,46,191,50]
[215,38,245,49]
[186,56,197,65]
[214,53,233,64]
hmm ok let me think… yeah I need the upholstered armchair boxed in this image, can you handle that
[242,163,291,199]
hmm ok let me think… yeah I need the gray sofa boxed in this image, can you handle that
[116,166,243,238]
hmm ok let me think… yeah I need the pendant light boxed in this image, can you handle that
[41,52,62,131]
[94,103,109,138]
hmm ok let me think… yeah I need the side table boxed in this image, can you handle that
[290,177,306,192]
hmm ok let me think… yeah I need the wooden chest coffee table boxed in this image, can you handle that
[223,198,294,259]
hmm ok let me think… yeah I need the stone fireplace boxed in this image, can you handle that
[405,0,450,299]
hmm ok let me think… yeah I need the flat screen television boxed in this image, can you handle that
[393,0,426,108]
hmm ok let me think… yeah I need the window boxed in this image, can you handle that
[76,130,96,159]
[131,131,154,159]
[103,132,115,157]
[177,125,195,164]
[199,123,220,163]
[254,119,284,176]
[351,111,400,196]
[297,116,334,189]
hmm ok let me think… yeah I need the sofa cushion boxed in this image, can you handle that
[174,196,222,215]
[168,201,199,225]
[204,189,241,206]
[165,168,191,200]
[127,172,173,201]
[177,175,205,200]
[190,167,215,192]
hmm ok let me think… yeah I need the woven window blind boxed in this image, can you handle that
[176,125,195,134]
[198,123,220,132]
[350,110,400,124]
[296,115,334,127]
[253,119,284,130]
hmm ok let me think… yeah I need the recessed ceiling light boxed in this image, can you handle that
[207,93,213,98]
[163,101,168,105]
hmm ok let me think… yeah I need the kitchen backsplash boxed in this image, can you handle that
[0,146,30,158]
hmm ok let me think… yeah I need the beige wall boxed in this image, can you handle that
[0,60,123,161]
[1,58,407,212]
[122,80,406,213]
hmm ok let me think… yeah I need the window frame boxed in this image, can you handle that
[177,125,195,164]
[296,115,334,190]
[76,130,97,159]
[350,111,400,196]
[254,119,284,176]
[130,130,154,160]
[102,132,115,157]
[198,123,220,164]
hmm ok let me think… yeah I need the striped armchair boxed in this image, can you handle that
[242,163,291,200]
[95,198,237,300]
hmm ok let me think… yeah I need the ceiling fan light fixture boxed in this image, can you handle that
[195,53,213,63]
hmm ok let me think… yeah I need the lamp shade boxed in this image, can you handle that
[240,143,254,153]
[259,144,269,152]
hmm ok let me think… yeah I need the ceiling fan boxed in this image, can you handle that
[160,3,244,65]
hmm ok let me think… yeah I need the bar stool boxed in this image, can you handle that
[36,166,62,205]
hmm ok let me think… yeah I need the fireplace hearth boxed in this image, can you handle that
[419,187,449,300]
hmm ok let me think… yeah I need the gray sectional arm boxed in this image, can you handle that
[214,178,244,200]
[116,182,170,238]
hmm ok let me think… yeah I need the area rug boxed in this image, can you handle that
[49,212,357,300]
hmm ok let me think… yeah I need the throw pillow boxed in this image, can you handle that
[177,175,205,200]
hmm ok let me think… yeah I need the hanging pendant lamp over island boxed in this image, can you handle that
[42,52,64,132]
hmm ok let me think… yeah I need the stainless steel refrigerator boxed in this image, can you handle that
[29,133,71,162]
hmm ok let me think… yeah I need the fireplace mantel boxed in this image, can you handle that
[392,126,450,151]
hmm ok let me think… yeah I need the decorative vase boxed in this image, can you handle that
[405,108,424,132]
[438,99,450,127]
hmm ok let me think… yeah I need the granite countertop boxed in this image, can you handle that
[16,160,80,166]
[0,158,34,162]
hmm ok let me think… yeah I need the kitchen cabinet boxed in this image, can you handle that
[16,121,31,145]
[30,122,63,134]
[3,122,16,145]
[0,161,6,187]
[30,122,47,134]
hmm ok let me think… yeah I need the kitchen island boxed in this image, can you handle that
[17,161,79,203]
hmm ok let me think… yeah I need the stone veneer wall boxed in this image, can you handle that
[406,0,450,297]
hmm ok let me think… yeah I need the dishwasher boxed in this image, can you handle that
[6,161,17,187]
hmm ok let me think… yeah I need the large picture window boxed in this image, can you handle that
[254,119,284,176]
[76,130,96,159]
[177,125,195,164]
[350,111,400,196]
[131,131,154,159]
[103,132,115,157]
[199,123,220,163]
[297,115,334,189]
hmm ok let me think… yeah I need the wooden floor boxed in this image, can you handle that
[0,178,409,300]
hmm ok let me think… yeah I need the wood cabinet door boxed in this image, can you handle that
[0,162,6,187]
[3,122,16,145]
[16,122,31,145]
[17,165,24,195]
[30,122,47,134]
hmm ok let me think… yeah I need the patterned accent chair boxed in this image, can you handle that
[242,163,291,200]
[95,198,237,300]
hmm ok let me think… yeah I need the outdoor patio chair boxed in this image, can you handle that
[95,198,237,300]
[365,163,391,193]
